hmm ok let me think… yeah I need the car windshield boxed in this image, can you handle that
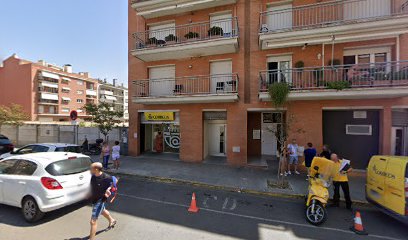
[45,157,92,176]
[55,146,82,153]
[0,138,11,144]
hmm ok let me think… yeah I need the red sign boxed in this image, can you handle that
[70,110,78,121]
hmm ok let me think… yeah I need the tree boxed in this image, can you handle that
[83,102,123,141]
[268,83,304,184]
[0,104,29,129]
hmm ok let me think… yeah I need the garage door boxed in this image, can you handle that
[323,110,380,169]
[149,66,175,97]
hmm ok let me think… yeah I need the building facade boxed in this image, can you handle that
[128,0,408,169]
[0,54,98,122]
[98,79,129,122]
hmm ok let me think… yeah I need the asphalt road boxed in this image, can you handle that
[0,177,406,240]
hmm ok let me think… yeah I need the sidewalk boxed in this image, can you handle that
[99,155,368,203]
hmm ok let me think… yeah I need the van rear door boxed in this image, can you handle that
[384,157,407,215]
[366,156,387,206]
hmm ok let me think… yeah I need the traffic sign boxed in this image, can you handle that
[70,110,78,121]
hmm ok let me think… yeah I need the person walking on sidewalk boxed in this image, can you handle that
[89,162,117,240]
[112,141,121,170]
[101,142,111,170]
[330,153,353,210]
[287,139,300,175]
[303,142,317,178]
[320,144,331,159]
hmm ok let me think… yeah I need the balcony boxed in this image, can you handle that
[131,17,239,61]
[133,73,239,104]
[258,61,408,101]
[259,0,408,49]
[131,0,237,19]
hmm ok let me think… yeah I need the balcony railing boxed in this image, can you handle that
[133,17,239,50]
[260,0,408,33]
[133,73,239,97]
[259,61,408,92]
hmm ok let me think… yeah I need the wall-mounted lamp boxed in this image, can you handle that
[188,65,193,69]
[317,53,322,60]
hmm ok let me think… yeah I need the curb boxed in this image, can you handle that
[107,170,370,207]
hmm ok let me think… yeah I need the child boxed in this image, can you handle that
[112,141,121,170]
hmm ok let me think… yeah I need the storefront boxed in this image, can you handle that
[140,111,180,154]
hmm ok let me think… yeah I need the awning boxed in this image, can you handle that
[77,109,83,113]
[105,95,117,101]
[61,97,71,101]
[40,82,58,89]
[41,93,59,101]
[86,89,97,96]
[62,87,71,91]
[61,77,71,81]
[41,71,60,80]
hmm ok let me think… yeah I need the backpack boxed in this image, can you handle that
[109,176,119,203]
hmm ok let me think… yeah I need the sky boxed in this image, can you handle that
[0,0,129,86]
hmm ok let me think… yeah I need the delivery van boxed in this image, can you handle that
[366,156,408,224]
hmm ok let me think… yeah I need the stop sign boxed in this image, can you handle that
[70,110,78,121]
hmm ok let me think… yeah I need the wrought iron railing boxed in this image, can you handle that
[259,61,408,91]
[133,73,239,97]
[259,0,408,33]
[133,17,239,50]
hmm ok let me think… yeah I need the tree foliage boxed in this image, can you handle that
[83,102,123,140]
[0,104,29,127]
[268,82,290,108]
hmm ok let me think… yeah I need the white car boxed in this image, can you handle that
[0,143,82,160]
[0,152,92,222]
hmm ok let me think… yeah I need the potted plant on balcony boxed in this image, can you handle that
[208,26,224,38]
[147,37,158,46]
[327,80,350,91]
[165,34,178,44]
[184,32,199,41]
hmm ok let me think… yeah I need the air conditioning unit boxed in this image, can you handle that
[260,24,269,33]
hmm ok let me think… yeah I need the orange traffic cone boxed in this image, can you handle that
[188,192,199,213]
[350,211,368,235]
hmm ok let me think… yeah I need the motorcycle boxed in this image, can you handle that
[82,138,103,155]
[305,157,334,225]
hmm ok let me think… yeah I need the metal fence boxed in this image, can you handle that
[133,17,239,50]
[260,0,408,33]
[133,73,239,97]
[259,61,408,91]
[0,124,129,154]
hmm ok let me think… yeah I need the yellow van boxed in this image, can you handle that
[366,156,408,224]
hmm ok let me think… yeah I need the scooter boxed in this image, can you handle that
[82,138,103,155]
[305,157,334,225]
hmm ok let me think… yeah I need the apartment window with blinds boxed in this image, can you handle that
[77,99,84,103]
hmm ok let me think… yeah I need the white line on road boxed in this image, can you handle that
[119,193,403,240]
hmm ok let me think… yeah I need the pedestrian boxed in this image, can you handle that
[100,142,110,170]
[303,142,317,178]
[320,144,331,159]
[82,137,89,152]
[287,139,300,175]
[155,131,163,153]
[89,162,117,240]
[112,141,121,170]
[279,143,289,176]
[330,153,353,210]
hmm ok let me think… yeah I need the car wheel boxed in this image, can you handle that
[22,196,44,223]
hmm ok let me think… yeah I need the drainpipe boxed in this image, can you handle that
[396,35,400,71]
[322,43,325,67]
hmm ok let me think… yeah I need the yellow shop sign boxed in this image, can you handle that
[144,112,175,121]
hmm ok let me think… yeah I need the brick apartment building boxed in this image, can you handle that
[0,54,98,122]
[128,0,408,169]
[99,79,130,122]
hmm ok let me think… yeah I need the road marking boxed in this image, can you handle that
[222,197,229,210]
[119,193,403,240]
[203,195,217,208]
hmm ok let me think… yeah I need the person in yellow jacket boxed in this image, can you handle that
[330,153,353,210]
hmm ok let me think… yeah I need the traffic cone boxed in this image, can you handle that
[350,211,368,235]
[188,192,199,213]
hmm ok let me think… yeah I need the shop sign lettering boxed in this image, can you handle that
[144,112,174,121]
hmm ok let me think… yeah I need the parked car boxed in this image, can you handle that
[0,152,92,222]
[366,155,408,225]
[0,143,82,160]
[0,135,14,155]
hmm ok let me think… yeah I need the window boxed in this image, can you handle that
[62,88,70,93]
[34,145,50,152]
[45,157,92,176]
[77,80,84,85]
[55,146,82,153]
[38,105,44,114]
[77,90,84,94]
[15,145,36,154]
[49,106,56,114]
[62,108,70,113]
[0,159,18,174]
[77,99,84,103]
[346,125,372,136]
[13,160,37,176]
